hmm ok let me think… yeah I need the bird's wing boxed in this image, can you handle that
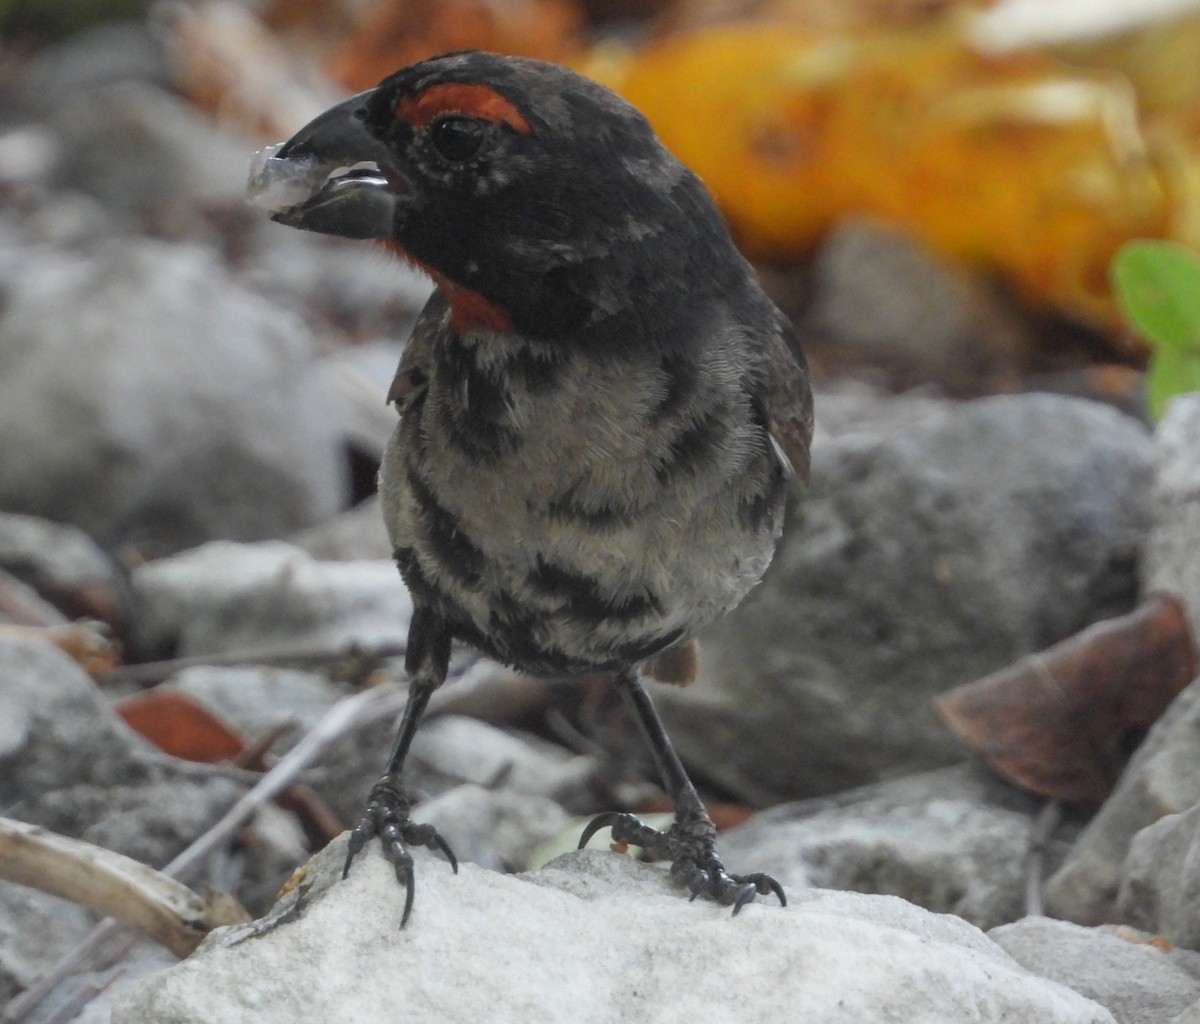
[764,320,814,483]
[387,291,449,413]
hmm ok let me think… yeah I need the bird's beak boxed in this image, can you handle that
[248,89,405,240]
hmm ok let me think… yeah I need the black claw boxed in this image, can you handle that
[400,863,415,929]
[731,883,758,916]
[580,809,786,914]
[764,877,787,907]
[342,777,458,927]
[434,833,459,873]
[578,811,625,850]
[343,821,371,879]
[737,872,786,907]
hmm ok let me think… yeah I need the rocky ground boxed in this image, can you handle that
[4,14,1200,1024]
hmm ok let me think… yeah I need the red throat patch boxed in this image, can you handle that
[381,241,514,336]
[395,83,532,135]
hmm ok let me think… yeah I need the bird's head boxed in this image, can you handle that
[255,51,746,342]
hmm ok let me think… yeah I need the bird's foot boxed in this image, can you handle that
[578,810,785,914]
[343,775,458,927]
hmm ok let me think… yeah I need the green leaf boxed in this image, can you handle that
[1111,241,1200,353]
[1148,345,1200,420]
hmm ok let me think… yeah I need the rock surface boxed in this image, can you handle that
[412,783,571,872]
[660,393,1153,803]
[129,541,412,659]
[0,638,246,1006]
[113,842,1115,1024]
[289,495,394,562]
[0,238,347,552]
[1046,679,1200,927]
[718,763,1050,929]
[0,885,95,1008]
[1145,393,1200,643]
[801,217,1026,393]
[990,917,1200,1024]
[0,638,244,864]
[1116,801,1200,950]
[0,512,122,615]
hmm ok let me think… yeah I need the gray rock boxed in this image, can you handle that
[0,238,347,552]
[1116,801,1200,950]
[0,512,118,592]
[0,638,247,1008]
[24,940,178,1024]
[802,218,1026,393]
[0,511,124,622]
[412,783,571,872]
[659,393,1153,803]
[112,841,1115,1024]
[1145,393,1200,643]
[1,637,154,805]
[290,495,393,562]
[1047,679,1200,926]
[0,884,95,1008]
[1044,395,1200,929]
[0,126,59,191]
[325,710,600,835]
[990,917,1200,1024]
[0,179,112,252]
[1172,1003,1200,1024]
[47,82,251,234]
[412,715,598,812]
[0,566,68,626]
[129,542,412,659]
[717,764,1049,929]
[0,638,244,866]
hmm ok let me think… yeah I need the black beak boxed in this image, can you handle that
[250,89,405,240]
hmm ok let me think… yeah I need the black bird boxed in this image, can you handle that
[257,49,813,925]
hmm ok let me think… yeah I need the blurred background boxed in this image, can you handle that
[2,0,1200,560]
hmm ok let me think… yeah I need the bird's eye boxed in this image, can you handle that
[429,116,487,162]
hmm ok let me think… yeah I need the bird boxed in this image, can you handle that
[259,49,813,926]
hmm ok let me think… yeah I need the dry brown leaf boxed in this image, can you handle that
[116,690,246,763]
[935,592,1197,802]
[118,693,347,843]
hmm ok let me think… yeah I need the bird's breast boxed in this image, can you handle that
[379,326,786,675]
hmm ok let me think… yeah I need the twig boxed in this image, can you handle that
[99,639,408,687]
[164,682,404,881]
[0,818,249,957]
[1,682,406,1024]
[1024,799,1062,917]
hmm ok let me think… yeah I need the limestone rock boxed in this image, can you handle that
[113,842,1115,1024]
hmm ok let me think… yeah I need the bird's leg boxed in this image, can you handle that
[343,608,457,926]
[579,668,785,914]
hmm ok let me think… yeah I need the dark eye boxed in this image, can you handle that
[430,116,486,162]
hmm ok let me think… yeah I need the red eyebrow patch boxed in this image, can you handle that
[396,83,531,134]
